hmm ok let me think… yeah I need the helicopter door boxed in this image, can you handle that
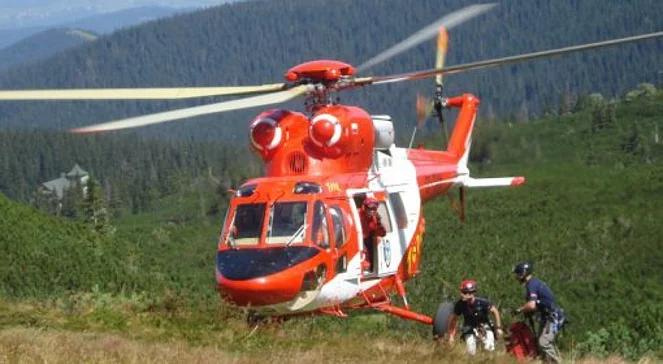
[375,200,398,276]
[312,200,352,277]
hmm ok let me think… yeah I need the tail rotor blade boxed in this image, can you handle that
[416,93,433,128]
[71,85,310,133]
[435,27,449,88]
[415,27,449,132]
[433,27,450,144]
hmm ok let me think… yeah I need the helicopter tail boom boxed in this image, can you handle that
[410,93,525,203]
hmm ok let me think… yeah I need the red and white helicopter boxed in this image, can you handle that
[1,4,661,331]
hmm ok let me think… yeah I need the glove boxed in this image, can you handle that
[511,307,521,316]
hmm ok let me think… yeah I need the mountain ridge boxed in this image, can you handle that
[0,28,97,71]
[0,5,185,49]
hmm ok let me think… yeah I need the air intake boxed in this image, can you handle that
[288,151,307,174]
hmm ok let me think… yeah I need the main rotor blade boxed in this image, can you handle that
[0,83,286,100]
[356,3,496,73]
[369,31,663,85]
[71,85,310,133]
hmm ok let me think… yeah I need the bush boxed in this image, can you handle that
[578,304,663,359]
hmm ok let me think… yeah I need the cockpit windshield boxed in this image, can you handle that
[228,203,265,246]
[267,201,308,244]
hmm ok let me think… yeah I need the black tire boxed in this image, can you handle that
[432,301,455,338]
[246,310,265,326]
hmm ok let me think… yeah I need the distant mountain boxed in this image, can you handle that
[0,1,215,30]
[0,26,44,50]
[0,6,185,49]
[63,6,188,35]
[0,28,97,71]
[0,0,661,141]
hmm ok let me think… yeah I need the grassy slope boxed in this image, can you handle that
[0,91,662,361]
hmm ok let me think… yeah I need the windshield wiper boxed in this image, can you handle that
[286,223,306,247]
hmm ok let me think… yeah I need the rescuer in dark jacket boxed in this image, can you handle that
[513,261,565,363]
[447,279,503,355]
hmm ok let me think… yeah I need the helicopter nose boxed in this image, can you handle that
[216,246,322,306]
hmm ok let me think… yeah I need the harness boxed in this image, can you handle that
[537,303,566,334]
[463,322,494,339]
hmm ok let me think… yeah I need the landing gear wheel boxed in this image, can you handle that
[246,310,265,326]
[432,301,454,339]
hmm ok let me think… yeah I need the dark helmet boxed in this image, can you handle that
[512,261,533,279]
[362,197,379,210]
[459,279,477,294]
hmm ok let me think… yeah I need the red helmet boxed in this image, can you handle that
[362,197,379,210]
[460,279,477,294]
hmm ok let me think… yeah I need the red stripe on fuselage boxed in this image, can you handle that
[409,149,457,202]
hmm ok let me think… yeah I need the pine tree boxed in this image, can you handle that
[81,177,114,235]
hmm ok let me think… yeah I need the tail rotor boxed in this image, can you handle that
[433,26,450,144]
[415,27,450,143]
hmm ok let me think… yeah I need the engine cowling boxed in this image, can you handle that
[248,106,375,176]
[249,110,285,159]
[309,113,342,148]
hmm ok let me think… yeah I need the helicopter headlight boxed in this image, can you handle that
[309,114,342,147]
[250,117,282,151]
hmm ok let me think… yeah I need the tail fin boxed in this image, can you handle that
[446,94,526,188]
[446,94,479,163]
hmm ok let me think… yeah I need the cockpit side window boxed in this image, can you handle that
[219,207,232,246]
[267,201,308,244]
[329,205,346,248]
[228,203,265,246]
[311,200,330,248]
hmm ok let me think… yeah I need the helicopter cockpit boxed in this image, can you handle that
[221,181,334,249]
[216,180,346,306]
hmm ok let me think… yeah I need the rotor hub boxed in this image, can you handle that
[285,60,355,83]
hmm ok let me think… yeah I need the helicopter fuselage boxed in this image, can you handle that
[215,91,489,318]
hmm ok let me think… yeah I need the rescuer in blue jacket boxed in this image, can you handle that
[513,261,565,363]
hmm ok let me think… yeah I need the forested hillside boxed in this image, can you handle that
[0,130,260,208]
[0,0,661,141]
